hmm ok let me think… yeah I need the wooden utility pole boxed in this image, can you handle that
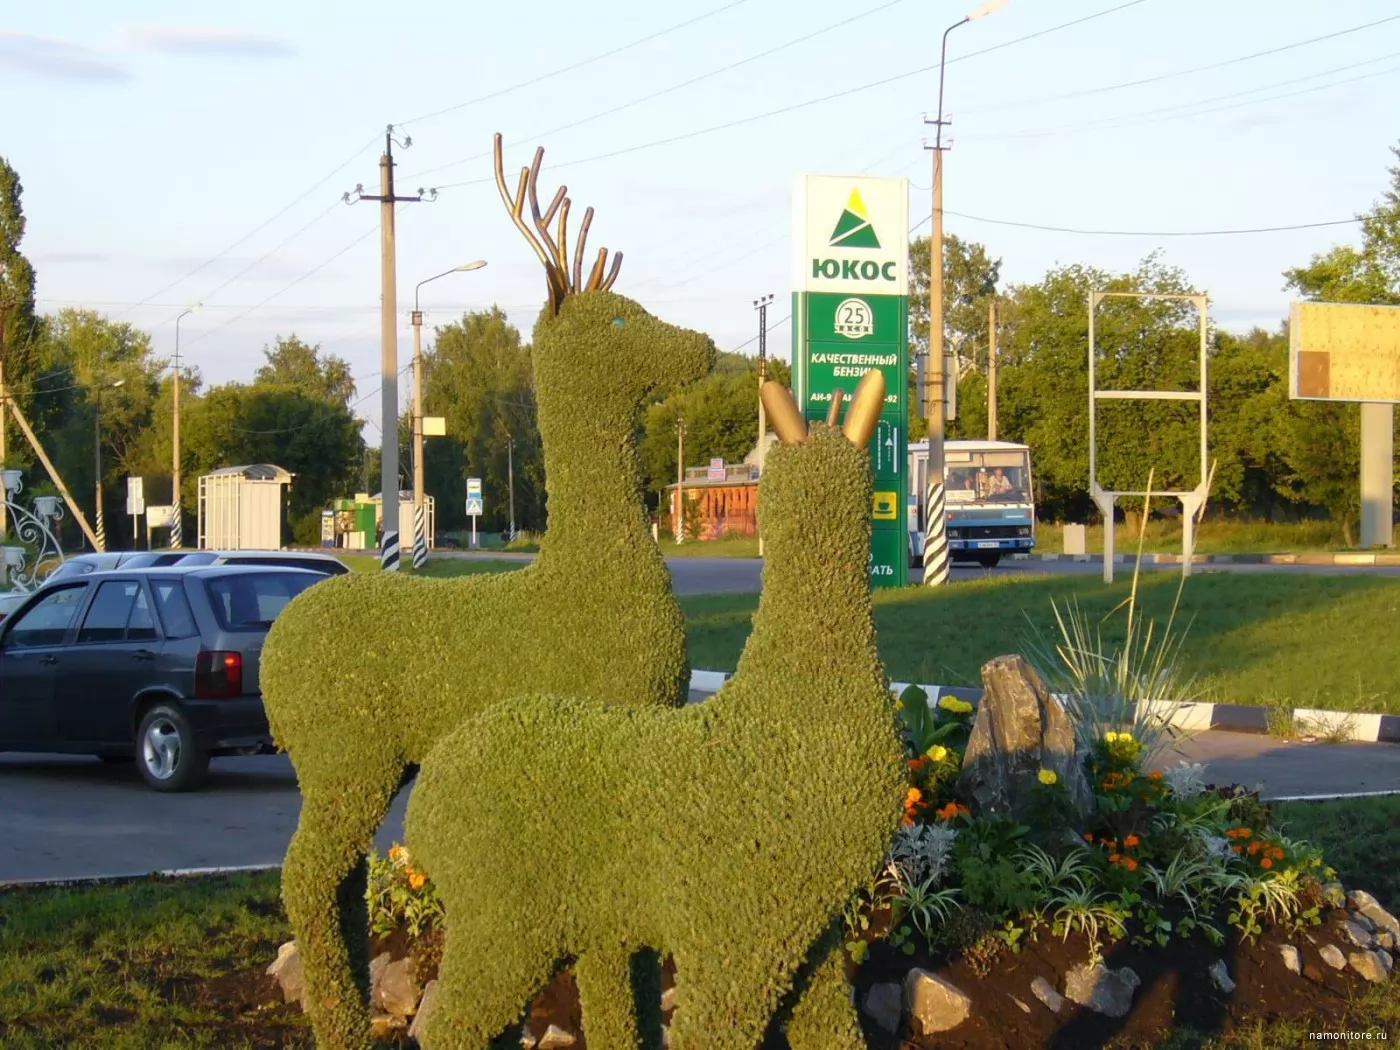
[987,298,998,442]
[344,126,434,571]
[5,397,100,549]
[675,417,685,544]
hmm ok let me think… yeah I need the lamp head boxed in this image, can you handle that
[967,0,1008,19]
[456,261,487,272]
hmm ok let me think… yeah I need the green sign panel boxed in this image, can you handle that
[792,175,910,588]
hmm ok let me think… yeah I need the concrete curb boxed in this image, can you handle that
[688,671,1400,744]
[1012,551,1400,567]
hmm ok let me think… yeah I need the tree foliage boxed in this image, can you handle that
[255,334,357,406]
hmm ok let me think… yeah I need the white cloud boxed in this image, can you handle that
[122,26,296,59]
[0,31,129,82]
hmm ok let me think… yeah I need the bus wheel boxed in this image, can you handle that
[975,552,1002,569]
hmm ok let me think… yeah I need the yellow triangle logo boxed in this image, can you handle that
[845,189,870,221]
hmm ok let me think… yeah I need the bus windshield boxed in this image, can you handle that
[945,450,1031,503]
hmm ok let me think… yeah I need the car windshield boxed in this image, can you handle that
[203,572,320,631]
[945,450,1032,503]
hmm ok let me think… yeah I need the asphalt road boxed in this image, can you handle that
[454,552,1400,596]
[3,732,1398,885]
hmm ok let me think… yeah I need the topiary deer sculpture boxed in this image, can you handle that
[258,134,714,1050]
[404,371,909,1050]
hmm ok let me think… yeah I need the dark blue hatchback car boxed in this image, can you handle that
[0,565,322,791]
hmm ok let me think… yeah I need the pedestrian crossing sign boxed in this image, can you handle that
[465,496,484,516]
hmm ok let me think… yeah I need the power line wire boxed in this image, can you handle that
[113,135,380,321]
[936,212,1360,237]
[970,54,1400,142]
[433,0,1153,191]
[394,0,752,127]
[410,0,915,180]
[961,13,1400,116]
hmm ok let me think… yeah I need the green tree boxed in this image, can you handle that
[908,233,1002,368]
[0,154,43,467]
[255,334,357,406]
[420,308,543,533]
[183,383,362,545]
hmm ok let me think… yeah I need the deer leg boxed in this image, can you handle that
[281,758,403,1050]
[420,911,558,1050]
[785,939,865,1050]
[668,947,792,1050]
[574,949,643,1050]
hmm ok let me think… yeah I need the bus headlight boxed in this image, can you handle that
[1017,527,1031,537]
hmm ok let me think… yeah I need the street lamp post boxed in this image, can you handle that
[411,261,486,568]
[922,0,1007,588]
[172,303,201,548]
[94,379,125,552]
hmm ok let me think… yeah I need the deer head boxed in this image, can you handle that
[494,134,713,421]
[494,133,622,316]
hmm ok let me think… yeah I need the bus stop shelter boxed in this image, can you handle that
[198,464,294,550]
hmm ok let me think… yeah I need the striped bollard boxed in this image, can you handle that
[411,505,428,570]
[170,502,183,549]
[94,504,107,553]
[381,530,400,572]
[921,481,950,587]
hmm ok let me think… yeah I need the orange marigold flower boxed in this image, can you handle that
[905,787,923,806]
[1238,828,1252,838]
[1083,832,1094,842]
[1272,848,1286,860]
[409,871,427,890]
[1122,858,1139,872]
[908,757,928,772]
[1108,854,1121,864]
[1149,771,1164,781]
[1260,857,1273,870]
[1248,842,1262,855]
[1123,835,1140,848]
[901,815,915,827]
[1231,845,1244,854]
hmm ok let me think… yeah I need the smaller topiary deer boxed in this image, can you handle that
[405,371,909,1050]
[259,135,713,1050]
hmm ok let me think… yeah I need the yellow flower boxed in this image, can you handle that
[928,745,948,763]
[408,870,427,891]
[1038,768,1058,786]
[1104,731,1118,743]
[938,697,974,715]
[387,845,407,864]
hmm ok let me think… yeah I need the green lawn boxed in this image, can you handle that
[1037,518,1399,555]
[683,573,1400,713]
[3,795,1393,1049]
[341,555,523,578]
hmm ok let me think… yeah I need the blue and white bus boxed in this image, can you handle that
[907,439,1036,568]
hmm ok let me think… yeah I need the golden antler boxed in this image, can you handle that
[825,389,845,428]
[494,133,624,314]
[760,381,808,445]
[842,370,885,450]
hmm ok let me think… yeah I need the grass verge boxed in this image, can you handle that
[1036,518,1399,555]
[683,572,1400,713]
[341,555,523,578]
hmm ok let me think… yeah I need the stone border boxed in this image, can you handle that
[688,672,1400,743]
[1012,551,1400,567]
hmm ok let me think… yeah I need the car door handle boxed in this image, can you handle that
[133,649,156,661]
[39,654,58,665]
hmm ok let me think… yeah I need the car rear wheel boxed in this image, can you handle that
[137,703,209,792]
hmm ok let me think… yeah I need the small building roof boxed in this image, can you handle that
[204,464,294,482]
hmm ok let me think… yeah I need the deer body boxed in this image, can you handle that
[259,140,713,1050]
[405,376,908,1050]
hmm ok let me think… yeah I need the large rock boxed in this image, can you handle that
[1348,951,1390,984]
[1063,962,1141,1018]
[1341,920,1375,949]
[408,979,438,1043]
[956,655,1095,821]
[1030,976,1063,1013]
[374,956,421,1017]
[538,1024,578,1049]
[1208,960,1235,994]
[861,982,903,1035]
[1349,890,1400,940]
[1319,944,1347,970]
[265,940,306,1007]
[1279,945,1302,975]
[903,969,971,1035]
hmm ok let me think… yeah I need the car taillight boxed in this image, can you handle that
[195,651,244,699]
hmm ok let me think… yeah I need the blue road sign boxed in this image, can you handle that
[465,496,484,516]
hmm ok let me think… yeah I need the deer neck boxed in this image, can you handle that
[535,395,654,560]
[726,529,887,720]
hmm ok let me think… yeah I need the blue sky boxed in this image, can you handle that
[5,0,1399,432]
